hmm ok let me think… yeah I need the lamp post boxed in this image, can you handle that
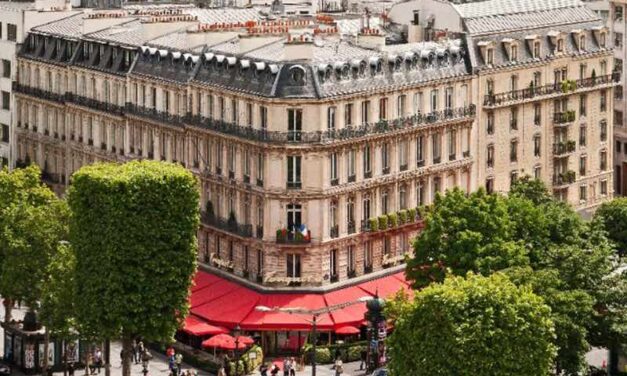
[233,324,241,376]
[256,295,373,376]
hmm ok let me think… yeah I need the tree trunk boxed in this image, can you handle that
[42,328,50,374]
[104,339,111,376]
[121,337,133,376]
[3,299,12,323]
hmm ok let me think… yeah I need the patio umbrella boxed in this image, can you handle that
[236,335,255,345]
[202,334,247,350]
[183,316,229,336]
[335,325,360,335]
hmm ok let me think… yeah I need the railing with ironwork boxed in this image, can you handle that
[66,93,124,116]
[201,212,253,238]
[185,105,475,144]
[553,141,577,155]
[553,171,576,186]
[553,111,576,124]
[276,228,312,244]
[13,83,65,103]
[330,225,339,238]
[126,103,184,126]
[484,73,620,106]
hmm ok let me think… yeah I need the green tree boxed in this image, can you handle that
[68,161,199,376]
[0,165,67,322]
[509,175,553,205]
[406,186,618,374]
[594,197,627,255]
[388,273,556,376]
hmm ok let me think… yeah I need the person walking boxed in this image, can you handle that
[359,348,367,370]
[282,358,289,376]
[259,363,268,376]
[289,358,296,376]
[174,352,183,376]
[334,358,343,376]
[93,348,103,374]
[141,349,153,371]
[168,353,176,376]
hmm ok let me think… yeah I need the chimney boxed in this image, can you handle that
[408,10,423,43]
[356,28,386,50]
[283,35,313,61]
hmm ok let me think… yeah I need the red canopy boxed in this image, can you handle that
[190,270,410,332]
[202,334,248,350]
[335,325,360,335]
[182,315,229,336]
[236,335,255,345]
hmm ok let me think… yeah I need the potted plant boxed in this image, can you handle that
[398,209,408,224]
[388,212,398,228]
[368,217,379,232]
[408,207,417,221]
[378,215,389,230]
[560,80,570,93]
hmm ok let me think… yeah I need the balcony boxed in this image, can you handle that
[256,178,263,187]
[364,171,372,179]
[483,73,620,108]
[463,150,471,158]
[400,163,408,171]
[256,225,263,239]
[243,175,250,184]
[449,153,456,161]
[553,141,577,156]
[361,208,421,232]
[228,170,235,180]
[126,103,183,126]
[364,265,373,274]
[382,166,390,175]
[417,160,425,167]
[553,170,576,187]
[433,156,441,164]
[330,225,339,238]
[201,212,253,238]
[347,221,356,234]
[13,83,64,103]
[286,181,302,189]
[553,110,576,125]
[185,105,476,145]
[276,228,312,244]
[66,93,124,116]
[330,274,339,283]
[330,177,339,186]
[347,174,356,183]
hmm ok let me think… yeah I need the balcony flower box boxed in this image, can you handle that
[378,215,388,230]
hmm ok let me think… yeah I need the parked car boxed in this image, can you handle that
[0,360,11,376]
[371,368,388,376]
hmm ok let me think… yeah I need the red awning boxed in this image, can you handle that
[190,270,410,331]
[182,315,229,336]
[335,325,360,335]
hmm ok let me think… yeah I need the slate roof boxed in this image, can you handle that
[454,0,600,35]
[32,12,86,39]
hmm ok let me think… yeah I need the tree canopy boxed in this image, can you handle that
[68,161,199,376]
[594,197,627,255]
[405,178,621,374]
[387,273,556,376]
[0,166,68,320]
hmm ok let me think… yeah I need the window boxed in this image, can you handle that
[486,48,494,65]
[579,185,587,201]
[7,24,16,42]
[432,133,441,163]
[557,38,564,53]
[383,236,391,255]
[347,197,355,231]
[381,190,389,214]
[580,155,587,176]
[218,97,225,120]
[487,144,494,168]
[433,176,441,197]
[413,92,423,114]
[416,181,425,205]
[347,149,356,179]
[534,104,541,125]
[1,60,9,78]
[430,90,438,112]
[601,180,608,195]
[579,95,587,116]
[231,99,238,124]
[257,249,264,275]
[329,249,337,278]
[448,130,456,160]
[330,152,339,184]
[533,71,542,87]
[347,246,355,273]
[617,141,623,153]
[510,171,519,187]
[510,107,518,130]
[580,64,587,80]
[327,106,336,130]
[362,196,371,221]
[381,143,390,173]
[600,90,607,112]
[534,134,541,157]
[486,79,494,95]
[345,103,353,126]
[510,75,518,91]
[228,144,236,174]
[363,144,372,177]
[286,253,301,278]
[260,106,268,129]
[287,155,302,188]
[379,97,388,120]
[1,123,8,143]
[256,153,264,183]
[364,241,373,269]
[579,35,586,50]
[510,140,518,162]
[600,120,608,141]
[416,135,425,165]
[580,125,587,146]
[533,41,541,58]
[510,44,518,61]
[399,185,407,210]
[397,95,406,117]
[600,151,607,170]
[486,177,494,194]
[286,204,302,230]
[534,166,541,179]
[287,108,302,141]
[487,112,494,135]
[444,87,453,111]
[246,103,253,127]
[601,60,608,76]
[361,100,370,123]
[1,91,9,110]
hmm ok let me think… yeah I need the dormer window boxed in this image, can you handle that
[486,48,494,65]
[533,41,541,58]
[510,44,518,61]
[556,38,564,53]
[579,34,586,50]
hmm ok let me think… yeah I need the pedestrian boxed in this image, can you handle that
[166,345,175,359]
[141,349,153,371]
[138,340,145,361]
[168,354,176,376]
[217,366,227,376]
[86,351,93,375]
[359,348,367,370]
[259,363,268,376]
[270,364,279,376]
[132,340,139,364]
[289,357,296,376]
[282,358,289,376]
[334,358,343,376]
[175,352,183,376]
[93,347,103,374]
[68,362,75,376]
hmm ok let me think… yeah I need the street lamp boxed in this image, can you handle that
[233,324,241,376]
[255,295,373,376]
